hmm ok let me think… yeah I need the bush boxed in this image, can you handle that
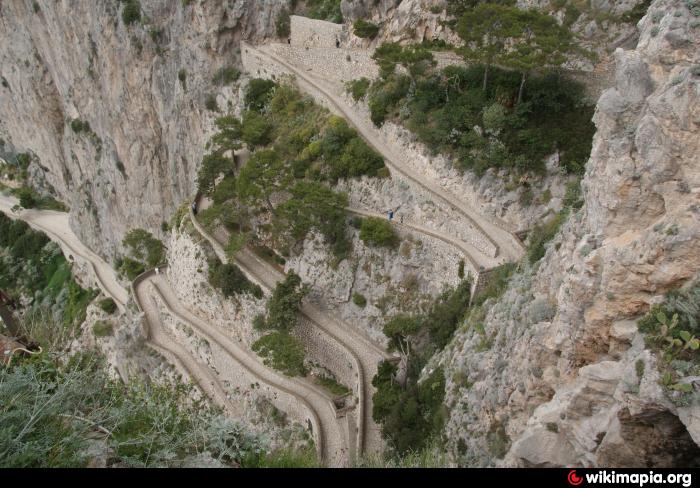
[352,292,367,308]
[121,0,141,26]
[204,93,219,112]
[527,210,568,264]
[70,119,90,134]
[307,0,343,23]
[98,298,117,314]
[16,187,37,209]
[252,331,307,377]
[92,320,113,337]
[347,77,371,101]
[122,228,165,268]
[208,258,263,299]
[255,271,308,333]
[0,352,264,467]
[212,66,240,86]
[178,69,187,89]
[118,257,145,280]
[354,19,380,39]
[244,79,276,112]
[276,8,291,38]
[359,217,398,248]
[241,111,272,148]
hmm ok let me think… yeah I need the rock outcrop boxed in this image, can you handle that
[0,0,289,261]
[438,0,700,467]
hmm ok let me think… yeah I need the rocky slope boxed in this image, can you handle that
[0,0,290,262]
[435,0,700,467]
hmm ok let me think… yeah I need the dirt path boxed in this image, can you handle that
[244,42,525,263]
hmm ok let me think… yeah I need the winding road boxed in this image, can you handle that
[0,194,346,466]
[190,203,391,458]
[242,42,526,264]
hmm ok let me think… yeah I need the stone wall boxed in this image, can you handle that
[291,15,345,48]
[268,44,379,84]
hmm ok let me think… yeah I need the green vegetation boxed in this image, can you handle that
[346,77,371,101]
[365,4,594,180]
[637,277,700,406]
[276,8,291,38]
[92,320,113,337]
[306,0,343,23]
[252,331,307,377]
[212,66,241,86]
[252,271,309,377]
[359,217,399,248]
[200,80,385,263]
[207,256,263,299]
[121,0,141,26]
[372,362,447,455]
[178,68,187,89]
[0,213,96,332]
[526,210,568,264]
[98,297,117,314]
[372,280,472,454]
[12,186,68,212]
[353,19,380,39]
[242,446,320,468]
[367,62,594,176]
[352,292,367,308]
[204,93,219,112]
[70,118,91,134]
[316,374,351,396]
[118,228,165,279]
[0,351,265,467]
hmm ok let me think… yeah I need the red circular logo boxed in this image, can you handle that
[568,470,584,486]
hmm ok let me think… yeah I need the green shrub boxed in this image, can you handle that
[121,0,141,26]
[359,217,398,248]
[354,19,380,39]
[0,352,264,467]
[276,8,291,38]
[204,93,219,112]
[98,298,117,314]
[255,271,308,333]
[347,77,371,101]
[178,68,187,89]
[527,210,568,264]
[241,110,272,148]
[118,257,145,280]
[212,66,240,86]
[122,228,165,268]
[307,0,343,23]
[70,119,90,134]
[316,375,351,396]
[244,78,276,112]
[242,447,319,468]
[207,257,263,299]
[352,292,367,307]
[458,259,465,279]
[92,320,113,337]
[252,331,307,377]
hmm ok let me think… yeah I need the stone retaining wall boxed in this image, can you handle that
[291,15,345,48]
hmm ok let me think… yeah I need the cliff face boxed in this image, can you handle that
[0,0,289,261]
[437,0,700,467]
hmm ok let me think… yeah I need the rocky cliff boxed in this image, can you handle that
[435,0,700,467]
[0,0,290,261]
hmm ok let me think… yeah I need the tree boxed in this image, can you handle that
[273,181,349,258]
[504,8,578,104]
[354,19,380,39]
[455,3,521,91]
[241,111,272,148]
[244,79,276,112]
[252,331,307,376]
[256,270,309,333]
[383,314,422,357]
[209,115,243,156]
[372,42,435,82]
[197,153,233,195]
[359,217,398,248]
[122,229,165,268]
[276,8,291,38]
[237,149,289,211]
